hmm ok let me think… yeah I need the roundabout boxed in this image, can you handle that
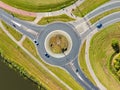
[3,1,119,88]
[37,22,81,66]
[36,22,97,90]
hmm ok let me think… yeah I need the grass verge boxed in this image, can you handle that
[90,8,120,24]
[22,37,40,59]
[0,55,46,90]
[1,20,22,41]
[0,25,69,90]
[89,22,120,90]
[110,53,120,81]
[3,9,35,21]
[37,14,75,25]
[1,0,77,12]
[22,37,84,90]
[79,41,96,85]
[73,0,109,17]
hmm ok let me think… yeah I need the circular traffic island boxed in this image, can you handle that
[49,34,68,54]
[45,30,72,58]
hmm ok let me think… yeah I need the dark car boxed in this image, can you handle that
[13,24,16,28]
[45,53,50,58]
[33,39,39,45]
[36,43,39,46]
[76,69,78,72]
[96,23,102,29]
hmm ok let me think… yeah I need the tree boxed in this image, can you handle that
[114,59,120,71]
[111,39,119,53]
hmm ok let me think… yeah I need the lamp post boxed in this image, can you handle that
[75,3,92,31]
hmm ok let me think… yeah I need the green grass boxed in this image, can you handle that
[49,35,68,54]
[38,14,75,25]
[22,37,84,90]
[4,9,35,21]
[73,0,109,17]
[89,22,120,90]
[90,8,120,24]
[1,20,22,41]
[1,0,77,12]
[22,37,39,59]
[0,23,69,90]
[79,41,96,85]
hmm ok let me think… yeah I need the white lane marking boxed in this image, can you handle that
[10,20,38,35]
[21,26,38,35]
[76,72,84,81]
[70,63,84,81]
[11,20,21,27]
[70,63,93,89]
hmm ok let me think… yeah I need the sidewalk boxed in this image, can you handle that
[0,0,85,23]
[85,29,107,90]
[0,1,36,17]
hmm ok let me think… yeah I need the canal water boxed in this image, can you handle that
[0,56,40,90]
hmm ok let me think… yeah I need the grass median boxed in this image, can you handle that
[3,9,35,21]
[90,8,120,24]
[1,0,77,12]
[89,22,120,90]
[79,41,96,85]
[37,14,75,25]
[0,23,70,90]
[73,0,109,17]
[22,37,84,90]
[1,20,22,41]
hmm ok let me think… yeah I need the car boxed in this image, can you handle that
[76,69,78,72]
[33,39,37,43]
[35,42,39,45]
[33,39,39,45]
[13,24,16,28]
[96,23,102,29]
[45,53,50,58]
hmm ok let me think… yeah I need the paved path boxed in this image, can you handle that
[0,1,36,17]
[0,0,85,23]
[33,0,85,23]
[0,21,72,90]
[34,0,120,24]
[0,0,88,34]
[18,35,26,45]
[0,9,98,90]
[73,0,120,29]
[85,29,107,90]
[85,0,120,20]
[1,1,120,90]
[81,11,120,90]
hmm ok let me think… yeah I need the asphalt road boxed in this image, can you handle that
[85,1,120,19]
[1,2,120,89]
[81,12,120,40]
[37,22,80,66]
[0,8,97,90]
[71,1,120,27]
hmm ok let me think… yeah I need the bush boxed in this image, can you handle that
[111,39,119,53]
